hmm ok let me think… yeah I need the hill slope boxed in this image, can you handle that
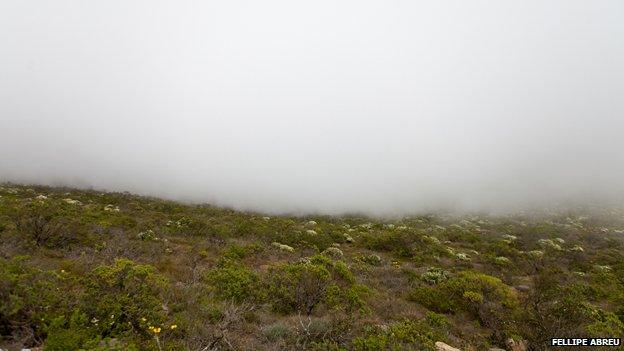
[1,184,623,350]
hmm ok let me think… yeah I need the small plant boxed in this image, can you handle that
[356,253,382,266]
[421,267,450,285]
[138,229,157,241]
[262,322,293,341]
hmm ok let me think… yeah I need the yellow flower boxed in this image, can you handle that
[170,324,177,330]
[141,317,147,322]
[148,325,154,330]
[153,327,161,334]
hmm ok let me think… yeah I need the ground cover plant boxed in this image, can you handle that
[1,184,623,350]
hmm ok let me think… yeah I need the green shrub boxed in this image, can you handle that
[221,243,263,261]
[352,313,449,351]
[44,312,91,351]
[266,255,363,315]
[205,262,261,302]
[267,261,331,315]
[410,271,517,313]
[262,322,293,341]
[0,256,67,342]
[585,309,624,337]
[359,231,415,258]
[421,267,450,285]
[9,200,85,248]
[81,259,169,338]
[355,253,382,266]
[409,270,519,342]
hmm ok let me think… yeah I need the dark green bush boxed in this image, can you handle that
[205,262,261,302]
[352,312,450,351]
[410,270,519,342]
[266,255,363,315]
[0,256,67,343]
[10,201,85,248]
[359,231,415,258]
[81,259,169,339]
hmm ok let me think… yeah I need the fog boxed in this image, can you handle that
[1,1,623,215]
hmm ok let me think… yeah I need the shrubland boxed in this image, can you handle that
[0,184,623,350]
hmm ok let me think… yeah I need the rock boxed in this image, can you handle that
[506,338,528,351]
[489,348,506,351]
[98,338,119,348]
[516,285,531,292]
[435,341,461,351]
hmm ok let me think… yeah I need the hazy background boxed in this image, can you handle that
[1,1,623,215]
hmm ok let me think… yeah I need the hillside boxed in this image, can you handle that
[1,184,623,351]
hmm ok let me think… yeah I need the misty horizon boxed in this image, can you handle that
[1,1,624,216]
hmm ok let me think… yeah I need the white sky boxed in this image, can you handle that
[1,1,623,215]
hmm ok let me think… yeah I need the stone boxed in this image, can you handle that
[435,341,461,351]
[506,338,528,351]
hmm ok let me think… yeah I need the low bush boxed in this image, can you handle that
[266,255,365,315]
[352,312,450,351]
[410,270,519,342]
[205,262,262,303]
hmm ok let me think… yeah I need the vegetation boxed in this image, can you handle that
[1,184,623,350]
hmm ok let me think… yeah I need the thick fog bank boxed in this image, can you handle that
[1,1,624,216]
